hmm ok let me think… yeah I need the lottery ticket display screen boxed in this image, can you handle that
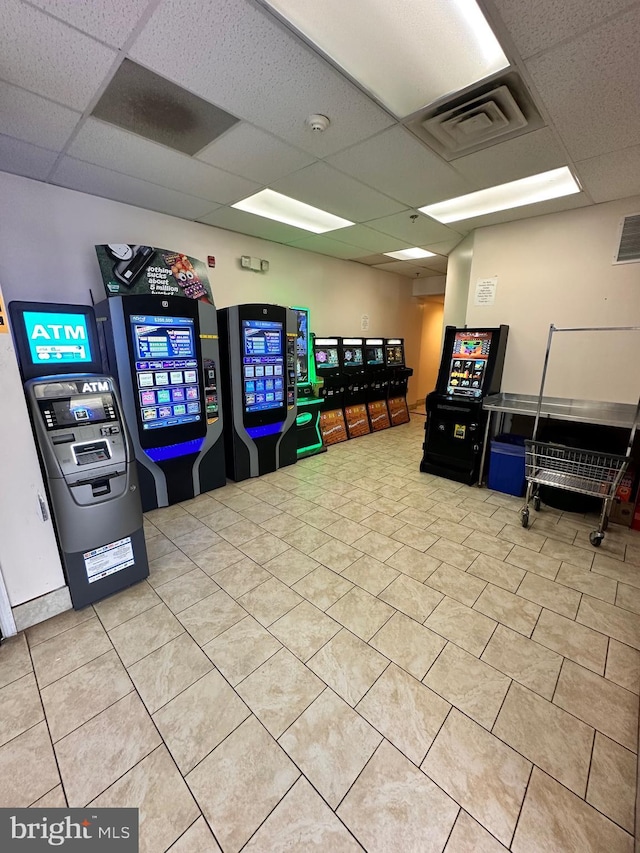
[295,309,309,384]
[242,319,285,414]
[385,344,404,366]
[342,347,363,367]
[314,347,340,369]
[130,315,201,430]
[447,330,494,398]
[365,346,384,365]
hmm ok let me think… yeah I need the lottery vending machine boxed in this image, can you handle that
[217,304,297,481]
[421,325,509,484]
[96,294,225,511]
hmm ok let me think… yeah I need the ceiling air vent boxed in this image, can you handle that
[613,214,640,265]
[406,71,544,161]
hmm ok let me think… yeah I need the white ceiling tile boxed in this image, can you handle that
[0,0,117,110]
[326,126,474,207]
[197,124,313,184]
[197,207,311,244]
[0,80,81,151]
[129,0,394,157]
[423,238,463,255]
[575,145,640,203]
[366,210,465,244]
[352,253,392,266]
[448,191,590,230]
[452,128,568,188]
[286,235,370,260]
[489,0,636,59]
[325,225,407,253]
[526,7,640,161]
[372,260,424,277]
[29,0,155,49]
[0,134,59,180]
[67,119,260,204]
[414,256,448,273]
[271,162,406,222]
[50,156,217,220]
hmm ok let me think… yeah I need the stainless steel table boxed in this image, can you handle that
[479,393,640,487]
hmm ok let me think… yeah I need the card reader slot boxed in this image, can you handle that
[52,433,75,445]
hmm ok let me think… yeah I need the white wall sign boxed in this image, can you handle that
[474,276,498,306]
[360,314,370,331]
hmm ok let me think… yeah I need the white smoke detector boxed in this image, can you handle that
[306,114,330,132]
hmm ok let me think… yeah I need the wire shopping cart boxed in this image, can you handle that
[521,325,640,546]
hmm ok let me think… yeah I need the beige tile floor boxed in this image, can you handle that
[1,416,639,851]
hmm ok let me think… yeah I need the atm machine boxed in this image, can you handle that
[9,300,148,609]
[421,325,509,484]
[340,337,371,439]
[217,303,297,480]
[313,336,348,446]
[385,337,413,426]
[292,306,324,458]
[364,337,391,431]
[96,294,225,511]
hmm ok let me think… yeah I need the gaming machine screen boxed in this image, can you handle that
[130,315,201,430]
[242,319,285,414]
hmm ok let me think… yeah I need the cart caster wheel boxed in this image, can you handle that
[589,532,604,547]
[533,496,541,512]
[521,509,529,529]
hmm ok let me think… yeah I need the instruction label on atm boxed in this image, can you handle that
[454,424,466,439]
[84,537,134,584]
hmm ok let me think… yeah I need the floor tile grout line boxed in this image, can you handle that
[508,763,535,849]
[25,609,97,651]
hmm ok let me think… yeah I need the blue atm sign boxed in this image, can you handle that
[23,312,92,365]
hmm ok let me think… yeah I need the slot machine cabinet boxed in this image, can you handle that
[364,338,391,431]
[385,338,413,426]
[314,337,348,446]
[292,306,324,458]
[96,295,226,511]
[9,300,148,609]
[340,337,371,439]
[217,304,297,481]
[421,325,509,484]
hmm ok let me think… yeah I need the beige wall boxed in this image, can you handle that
[443,232,474,332]
[447,197,640,404]
[0,172,422,401]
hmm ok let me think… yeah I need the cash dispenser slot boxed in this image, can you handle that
[72,440,111,467]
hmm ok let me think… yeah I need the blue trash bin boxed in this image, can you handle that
[488,434,526,496]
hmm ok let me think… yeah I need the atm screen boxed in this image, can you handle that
[295,310,309,385]
[315,347,339,369]
[23,311,92,365]
[39,394,117,431]
[447,330,493,397]
[365,347,384,365]
[130,315,201,430]
[242,319,285,414]
[385,345,404,365]
[343,347,363,367]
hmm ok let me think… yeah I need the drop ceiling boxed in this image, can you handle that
[1,0,639,278]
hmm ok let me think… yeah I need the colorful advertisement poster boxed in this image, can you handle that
[388,396,410,425]
[319,409,348,446]
[344,404,371,438]
[367,400,391,431]
[95,244,214,303]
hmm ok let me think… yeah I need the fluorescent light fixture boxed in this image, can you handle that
[232,189,354,233]
[419,167,581,224]
[384,247,437,261]
[261,0,508,117]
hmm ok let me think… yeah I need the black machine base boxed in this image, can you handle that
[420,393,487,486]
[420,456,478,485]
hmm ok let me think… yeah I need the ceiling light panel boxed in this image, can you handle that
[260,0,508,117]
[419,167,581,223]
[384,248,436,260]
[232,189,354,233]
